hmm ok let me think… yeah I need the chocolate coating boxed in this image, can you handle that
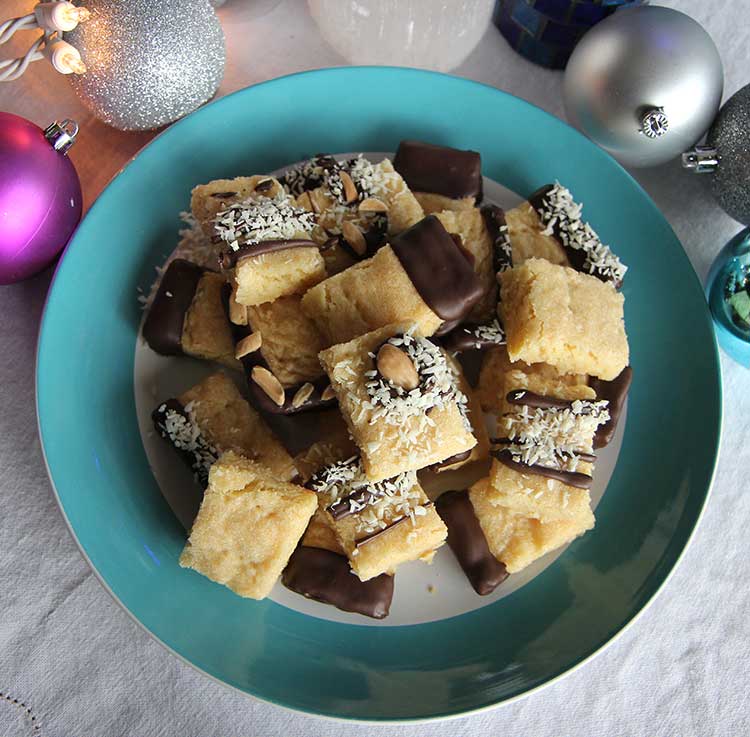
[493,449,593,489]
[589,366,633,449]
[527,185,623,288]
[152,398,214,489]
[282,546,394,619]
[441,324,505,353]
[435,490,508,595]
[394,140,482,200]
[481,204,512,274]
[142,259,205,355]
[391,215,484,335]
[218,239,319,269]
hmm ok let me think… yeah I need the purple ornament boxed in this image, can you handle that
[0,113,82,284]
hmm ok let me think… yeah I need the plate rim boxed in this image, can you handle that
[35,65,723,722]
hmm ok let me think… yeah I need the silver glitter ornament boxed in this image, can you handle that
[564,7,723,168]
[683,84,750,226]
[66,0,225,131]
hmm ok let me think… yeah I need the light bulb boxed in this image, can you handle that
[43,39,86,74]
[35,2,91,32]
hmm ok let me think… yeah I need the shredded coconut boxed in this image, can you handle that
[360,330,472,449]
[307,457,426,535]
[213,192,315,251]
[537,182,627,286]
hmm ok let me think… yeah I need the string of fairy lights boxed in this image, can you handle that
[0,1,89,81]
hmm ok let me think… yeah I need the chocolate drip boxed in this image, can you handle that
[261,407,349,457]
[152,399,216,489]
[589,366,632,449]
[493,449,593,489]
[429,449,472,471]
[435,490,508,595]
[355,503,434,547]
[393,140,483,201]
[506,389,576,409]
[282,546,394,619]
[218,239,319,269]
[481,204,512,274]
[391,216,484,335]
[491,438,597,464]
[441,324,505,353]
[142,259,205,355]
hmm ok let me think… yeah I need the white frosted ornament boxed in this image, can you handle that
[65,0,225,131]
[308,0,494,72]
[564,7,723,168]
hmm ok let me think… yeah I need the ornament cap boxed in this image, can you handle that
[682,145,719,174]
[43,119,79,155]
[640,107,669,138]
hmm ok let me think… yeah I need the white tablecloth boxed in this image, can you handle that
[1,1,748,734]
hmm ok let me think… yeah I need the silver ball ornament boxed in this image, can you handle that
[704,84,750,225]
[66,0,225,131]
[564,7,723,168]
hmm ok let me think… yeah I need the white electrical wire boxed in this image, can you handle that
[0,34,46,82]
[0,13,37,45]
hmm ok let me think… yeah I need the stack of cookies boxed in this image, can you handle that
[144,141,631,618]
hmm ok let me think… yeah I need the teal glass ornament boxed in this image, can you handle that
[706,227,750,367]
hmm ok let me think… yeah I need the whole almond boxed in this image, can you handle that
[341,221,367,256]
[251,367,285,406]
[358,197,387,213]
[235,331,262,359]
[339,170,359,204]
[376,344,420,390]
[321,385,337,402]
[292,382,315,408]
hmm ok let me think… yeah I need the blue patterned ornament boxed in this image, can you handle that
[493,0,644,69]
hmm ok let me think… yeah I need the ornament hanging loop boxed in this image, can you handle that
[639,107,669,138]
[682,145,719,174]
[43,118,78,154]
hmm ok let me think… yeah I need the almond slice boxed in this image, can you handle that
[235,331,262,359]
[251,367,285,406]
[228,285,249,326]
[358,197,387,213]
[341,221,367,256]
[321,385,336,402]
[376,343,420,390]
[292,382,315,408]
[296,190,313,212]
[339,170,359,204]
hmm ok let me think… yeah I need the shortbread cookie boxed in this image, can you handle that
[179,451,316,599]
[470,476,594,573]
[308,457,447,581]
[142,259,237,368]
[499,258,629,380]
[213,193,325,306]
[506,183,627,287]
[319,325,477,481]
[476,345,593,416]
[152,372,297,484]
[302,216,484,345]
[190,175,286,235]
[394,140,482,214]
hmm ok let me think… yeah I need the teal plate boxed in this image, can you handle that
[36,68,721,721]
